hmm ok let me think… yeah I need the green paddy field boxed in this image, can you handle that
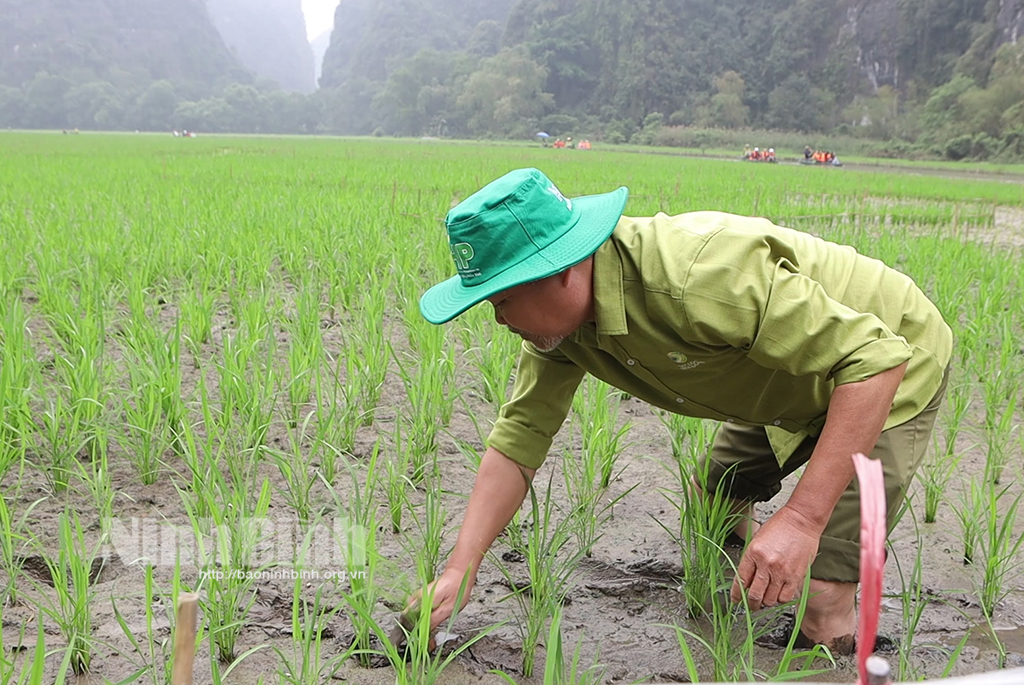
[1,133,1022,683]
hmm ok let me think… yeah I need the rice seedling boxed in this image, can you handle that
[406,475,448,586]
[391,321,455,484]
[75,427,117,542]
[974,481,1024,618]
[492,603,604,685]
[29,510,102,674]
[36,391,90,494]
[112,562,183,685]
[458,313,519,409]
[49,290,107,459]
[919,434,962,525]
[313,349,366,485]
[921,380,972,523]
[350,279,391,426]
[326,444,383,667]
[952,477,985,566]
[978,320,1022,484]
[5,613,74,684]
[572,377,633,488]
[982,392,1018,486]
[655,416,739,618]
[348,572,498,685]
[179,463,274,662]
[0,298,35,461]
[119,373,172,486]
[671,568,833,681]
[561,444,636,558]
[180,279,217,364]
[494,473,581,678]
[215,319,279,451]
[0,491,42,606]
[284,283,323,428]
[269,410,325,527]
[273,545,351,684]
[175,379,226,530]
[385,420,415,534]
[889,506,935,680]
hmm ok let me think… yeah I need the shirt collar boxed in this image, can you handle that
[591,232,629,336]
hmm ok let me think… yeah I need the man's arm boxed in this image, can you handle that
[731,360,908,610]
[447,446,535,577]
[786,359,908,531]
[420,340,582,627]
[423,446,535,629]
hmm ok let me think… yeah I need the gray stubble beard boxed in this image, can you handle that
[508,326,564,352]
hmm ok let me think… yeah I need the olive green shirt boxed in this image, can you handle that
[487,211,953,470]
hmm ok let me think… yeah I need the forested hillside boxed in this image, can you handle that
[0,0,254,129]
[1,0,1023,162]
[207,0,316,93]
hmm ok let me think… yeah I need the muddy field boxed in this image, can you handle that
[3,301,1022,685]
[1,135,1023,684]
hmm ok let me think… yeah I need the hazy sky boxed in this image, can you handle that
[302,0,339,41]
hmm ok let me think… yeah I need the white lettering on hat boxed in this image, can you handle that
[546,185,572,211]
[451,242,475,271]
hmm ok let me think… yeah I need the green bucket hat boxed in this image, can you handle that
[419,168,628,324]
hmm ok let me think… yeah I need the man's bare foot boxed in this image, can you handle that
[732,506,761,540]
[798,579,857,653]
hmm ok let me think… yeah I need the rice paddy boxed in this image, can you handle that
[0,132,1022,683]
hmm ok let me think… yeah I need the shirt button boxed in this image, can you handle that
[675,397,684,403]
[726,418,735,423]
[773,420,781,426]
[626,359,636,366]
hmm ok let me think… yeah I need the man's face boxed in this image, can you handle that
[486,274,580,352]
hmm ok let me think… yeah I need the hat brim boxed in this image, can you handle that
[419,186,628,324]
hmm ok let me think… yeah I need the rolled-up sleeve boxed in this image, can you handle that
[486,341,586,469]
[683,232,913,385]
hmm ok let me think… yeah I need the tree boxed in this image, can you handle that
[840,85,899,139]
[765,74,834,133]
[917,74,974,144]
[707,70,749,128]
[467,20,502,57]
[457,46,554,136]
[223,84,265,133]
[174,98,233,133]
[64,81,122,130]
[23,73,71,129]
[130,80,178,131]
[0,86,28,128]
[371,50,470,136]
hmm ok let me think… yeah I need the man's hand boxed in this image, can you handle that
[398,446,533,646]
[396,567,476,650]
[730,504,821,611]
[423,566,477,632]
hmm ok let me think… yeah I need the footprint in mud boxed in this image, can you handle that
[754,613,898,654]
[18,554,126,586]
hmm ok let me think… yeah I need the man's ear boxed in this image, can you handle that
[559,266,573,287]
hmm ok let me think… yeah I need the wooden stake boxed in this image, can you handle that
[171,592,199,685]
